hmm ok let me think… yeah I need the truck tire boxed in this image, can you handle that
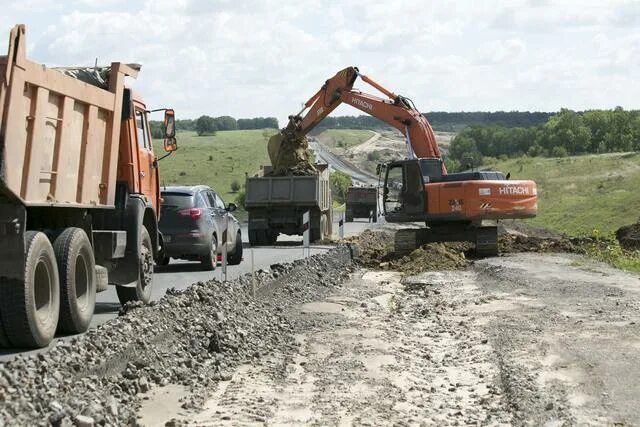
[116,227,154,305]
[228,231,243,265]
[372,207,378,223]
[345,210,353,222]
[201,234,218,271]
[53,228,96,334]
[95,265,108,293]
[320,214,329,240]
[0,320,9,348]
[267,232,278,245]
[157,257,170,266]
[248,230,258,246]
[0,231,60,348]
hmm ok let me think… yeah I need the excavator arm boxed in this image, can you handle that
[273,66,443,169]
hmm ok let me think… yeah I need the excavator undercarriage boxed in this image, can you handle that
[394,224,499,257]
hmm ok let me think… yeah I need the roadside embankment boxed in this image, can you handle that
[0,247,354,426]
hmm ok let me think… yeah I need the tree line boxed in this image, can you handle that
[149,116,279,138]
[447,108,640,170]
[311,111,554,132]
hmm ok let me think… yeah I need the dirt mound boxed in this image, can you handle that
[499,234,578,254]
[616,222,640,250]
[351,229,469,273]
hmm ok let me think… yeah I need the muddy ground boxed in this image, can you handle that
[136,249,640,425]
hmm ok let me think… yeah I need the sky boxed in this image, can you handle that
[1,0,638,124]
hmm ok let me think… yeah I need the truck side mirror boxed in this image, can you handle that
[164,137,177,153]
[164,109,176,139]
[226,202,237,212]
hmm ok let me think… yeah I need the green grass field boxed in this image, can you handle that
[155,129,275,209]
[315,129,374,150]
[483,152,640,236]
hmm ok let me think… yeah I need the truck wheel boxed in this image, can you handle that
[53,228,96,334]
[320,214,328,240]
[157,257,170,266]
[95,265,108,293]
[201,234,217,271]
[117,227,154,305]
[372,208,378,223]
[267,232,278,245]
[0,320,9,348]
[228,232,243,265]
[0,231,60,348]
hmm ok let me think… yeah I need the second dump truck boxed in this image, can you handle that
[345,186,378,222]
[0,25,176,348]
[245,165,332,245]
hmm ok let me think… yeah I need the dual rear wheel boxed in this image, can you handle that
[0,226,153,348]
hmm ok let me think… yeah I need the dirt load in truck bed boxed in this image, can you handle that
[267,132,316,176]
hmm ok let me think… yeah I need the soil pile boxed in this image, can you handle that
[351,229,469,273]
[387,243,469,273]
[616,221,640,250]
[499,233,578,254]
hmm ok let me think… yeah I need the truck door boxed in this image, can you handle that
[134,107,158,210]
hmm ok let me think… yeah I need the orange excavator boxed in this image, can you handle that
[272,66,537,255]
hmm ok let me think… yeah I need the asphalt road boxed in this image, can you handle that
[0,220,379,361]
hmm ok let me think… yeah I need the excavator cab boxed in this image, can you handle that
[383,159,433,222]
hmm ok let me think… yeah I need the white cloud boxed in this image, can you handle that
[0,0,638,123]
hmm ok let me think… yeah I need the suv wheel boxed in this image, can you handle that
[201,235,217,271]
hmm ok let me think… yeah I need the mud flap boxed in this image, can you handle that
[0,203,26,347]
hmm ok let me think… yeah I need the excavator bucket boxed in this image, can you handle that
[267,133,284,167]
[267,132,316,176]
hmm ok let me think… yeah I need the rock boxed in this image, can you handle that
[74,415,94,427]
[138,377,150,393]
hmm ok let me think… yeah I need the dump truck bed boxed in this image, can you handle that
[0,25,137,208]
[245,167,330,210]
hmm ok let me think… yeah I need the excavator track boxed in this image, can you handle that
[393,225,499,258]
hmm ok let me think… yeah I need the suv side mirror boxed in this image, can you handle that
[226,202,237,212]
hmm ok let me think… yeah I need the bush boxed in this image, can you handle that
[551,146,568,157]
[230,180,241,192]
[330,171,351,204]
[367,151,381,161]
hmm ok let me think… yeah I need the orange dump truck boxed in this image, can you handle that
[0,25,177,348]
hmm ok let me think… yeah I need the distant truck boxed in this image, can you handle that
[345,186,378,222]
[0,25,176,348]
[245,165,332,245]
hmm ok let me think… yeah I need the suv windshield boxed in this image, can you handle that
[161,193,194,208]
